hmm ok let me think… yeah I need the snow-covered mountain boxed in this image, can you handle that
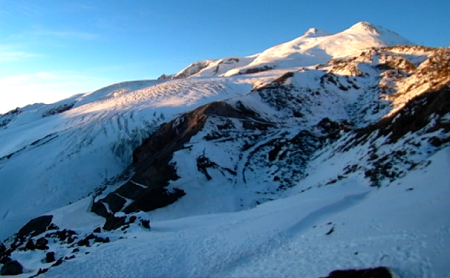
[1,22,449,278]
[163,21,414,79]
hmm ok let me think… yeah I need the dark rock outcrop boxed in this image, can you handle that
[46,229,77,244]
[35,237,49,250]
[238,65,274,75]
[17,215,53,238]
[1,260,23,276]
[140,219,150,229]
[103,216,126,231]
[25,239,36,250]
[91,201,110,218]
[45,252,56,263]
[42,103,75,117]
[0,242,6,256]
[357,86,450,144]
[321,266,395,278]
[93,101,262,216]
[102,193,127,214]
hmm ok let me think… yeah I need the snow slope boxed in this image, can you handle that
[7,146,450,278]
[1,22,449,278]
[0,78,252,240]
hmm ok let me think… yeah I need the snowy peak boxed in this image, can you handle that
[165,22,415,80]
[302,27,331,38]
[344,21,415,46]
[347,21,381,34]
[164,22,416,79]
[219,21,415,76]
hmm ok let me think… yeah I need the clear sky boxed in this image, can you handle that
[1,0,449,113]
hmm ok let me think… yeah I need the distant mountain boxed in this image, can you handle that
[163,21,415,78]
[0,22,449,278]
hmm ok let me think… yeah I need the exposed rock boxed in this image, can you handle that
[94,236,110,243]
[357,86,450,144]
[91,201,111,218]
[103,216,126,231]
[52,258,64,267]
[173,60,214,79]
[157,73,174,80]
[30,268,49,278]
[140,219,150,229]
[0,242,6,255]
[25,239,36,250]
[46,229,77,244]
[325,227,335,235]
[77,233,99,247]
[238,65,274,75]
[35,237,49,250]
[93,227,101,233]
[17,215,53,238]
[77,238,90,247]
[1,260,23,276]
[123,188,185,213]
[321,266,395,278]
[93,101,262,216]
[45,252,56,263]
[0,255,11,264]
[42,103,75,117]
[103,193,127,214]
[0,108,20,128]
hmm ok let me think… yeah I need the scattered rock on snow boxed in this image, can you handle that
[1,260,23,276]
[325,227,335,235]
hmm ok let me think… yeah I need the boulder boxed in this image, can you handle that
[1,260,23,276]
[45,252,56,263]
[35,237,49,250]
[103,216,126,231]
[140,219,150,229]
[17,215,53,238]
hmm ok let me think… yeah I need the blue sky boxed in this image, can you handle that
[0,0,449,113]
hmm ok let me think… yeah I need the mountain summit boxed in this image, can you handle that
[165,21,415,78]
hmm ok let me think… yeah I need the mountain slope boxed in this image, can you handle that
[0,78,252,239]
[0,22,449,278]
